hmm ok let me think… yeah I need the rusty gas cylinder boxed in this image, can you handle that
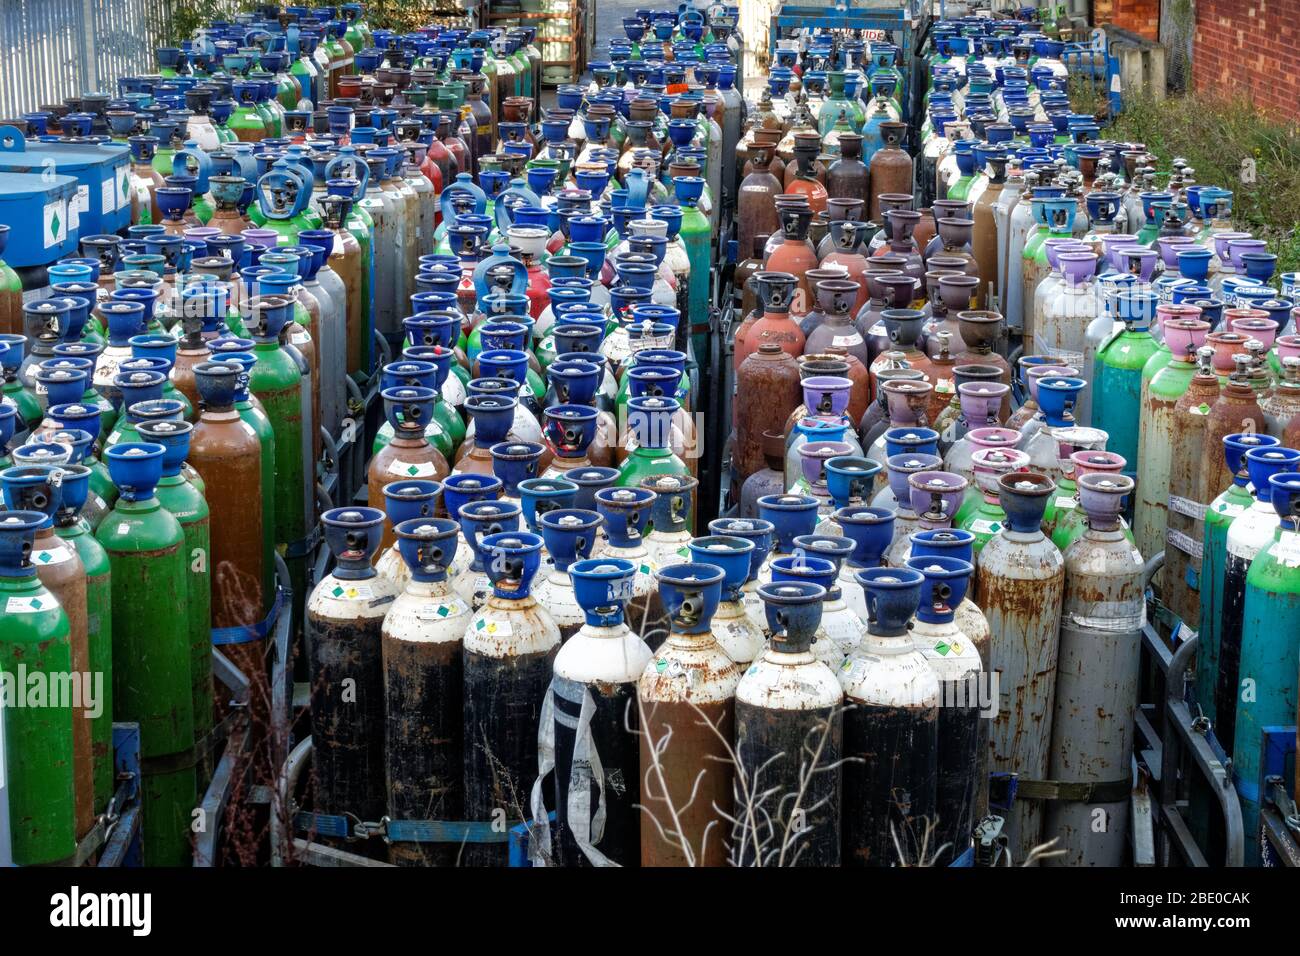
[735,342,802,486]
[868,122,912,222]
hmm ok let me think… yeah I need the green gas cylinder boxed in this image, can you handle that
[96,442,194,866]
[0,510,76,865]
[137,420,212,790]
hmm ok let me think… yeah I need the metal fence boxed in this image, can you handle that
[0,0,224,119]
[1158,0,1194,92]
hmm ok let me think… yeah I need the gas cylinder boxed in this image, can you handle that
[0,510,75,865]
[838,564,941,867]
[246,296,313,629]
[381,517,471,867]
[49,457,112,809]
[530,557,652,867]
[1135,322,1203,563]
[593,486,657,638]
[637,562,738,866]
[534,509,604,640]
[374,480,441,591]
[1234,471,1300,863]
[369,386,450,556]
[1045,473,1145,866]
[188,360,270,764]
[1092,291,1160,486]
[868,122,912,222]
[462,530,560,867]
[736,579,844,866]
[1164,347,1222,626]
[0,464,94,842]
[306,507,400,848]
[902,553,983,865]
[977,472,1065,861]
[1217,446,1300,762]
[136,419,211,789]
[96,442,194,866]
[1195,434,1280,731]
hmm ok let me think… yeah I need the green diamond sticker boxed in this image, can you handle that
[30,598,43,609]
[676,546,690,557]
[935,642,951,656]
[50,211,60,238]
[990,522,1001,532]
[476,619,486,630]
[37,552,52,563]
[1198,402,1211,415]
[406,465,420,475]
[436,605,450,617]
[655,658,667,673]
[122,173,129,195]
[640,564,651,575]
[331,585,344,597]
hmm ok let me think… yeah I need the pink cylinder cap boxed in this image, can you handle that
[1277,333,1300,362]
[1078,472,1134,530]
[972,446,1029,494]
[1156,235,1196,269]
[1044,237,1086,272]
[885,452,943,504]
[798,440,853,487]
[882,378,934,425]
[1227,311,1278,350]
[1059,251,1098,285]
[801,375,854,417]
[1206,330,1248,373]
[1161,317,1211,359]
[1212,232,1251,265]
[1071,449,1126,479]
[958,381,1011,424]
[907,470,969,528]
[1025,364,1076,402]
[967,426,1022,450]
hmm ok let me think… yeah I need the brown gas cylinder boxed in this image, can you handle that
[736,272,804,369]
[737,144,783,279]
[868,122,912,222]
[1166,347,1222,630]
[735,342,802,485]
[827,132,870,205]
[188,360,271,775]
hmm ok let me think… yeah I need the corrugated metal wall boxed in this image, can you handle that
[0,0,213,119]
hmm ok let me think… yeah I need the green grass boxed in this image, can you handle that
[1071,81,1300,274]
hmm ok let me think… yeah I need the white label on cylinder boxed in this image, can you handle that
[416,599,467,621]
[328,583,374,601]
[388,460,439,478]
[832,334,863,348]
[30,548,72,567]
[1269,531,1300,569]
[5,596,54,613]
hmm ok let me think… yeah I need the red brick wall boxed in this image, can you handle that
[1193,0,1300,117]
[1094,0,1161,40]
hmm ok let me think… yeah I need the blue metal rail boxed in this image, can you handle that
[1062,30,1123,117]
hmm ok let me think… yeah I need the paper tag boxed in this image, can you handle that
[416,599,467,621]
[1190,402,1211,416]
[1269,530,1300,568]
[328,583,374,600]
[101,177,115,216]
[6,595,54,613]
[831,334,863,348]
[934,378,954,394]
[969,518,1002,535]
[31,547,72,567]
[1165,527,1203,559]
[1054,496,1077,511]
[1169,495,1208,521]
[475,618,513,636]
[388,459,439,478]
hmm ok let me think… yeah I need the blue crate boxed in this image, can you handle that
[0,170,80,268]
[0,125,131,238]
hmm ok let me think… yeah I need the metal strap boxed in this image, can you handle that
[211,585,286,645]
[284,525,322,559]
[293,811,519,844]
[1014,776,1133,804]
